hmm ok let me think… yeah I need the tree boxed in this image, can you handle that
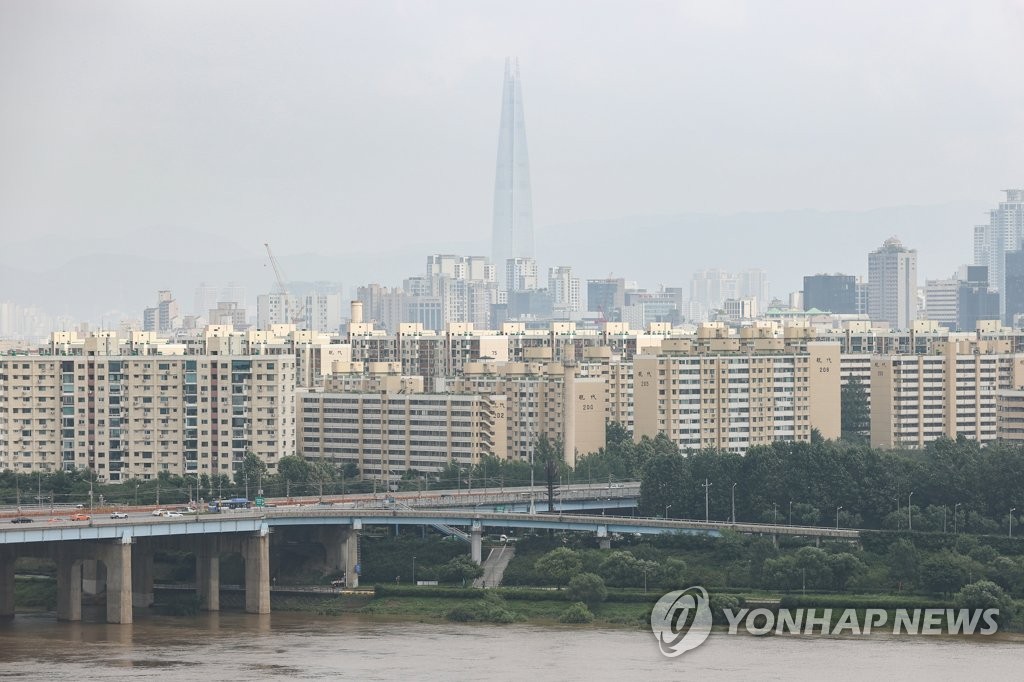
[598,551,640,587]
[954,580,1015,625]
[841,378,870,442]
[278,456,311,484]
[534,548,582,587]
[919,552,974,595]
[234,451,268,487]
[566,573,607,607]
[828,552,867,591]
[639,451,691,518]
[887,539,919,589]
[438,556,484,583]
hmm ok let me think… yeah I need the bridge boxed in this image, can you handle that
[0,505,858,624]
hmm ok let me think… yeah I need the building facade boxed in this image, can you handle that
[868,237,918,329]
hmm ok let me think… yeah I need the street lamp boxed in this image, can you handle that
[665,504,672,519]
[731,483,737,524]
[908,491,914,531]
[702,479,712,523]
[836,505,843,530]
[1011,508,1017,539]
[789,500,793,527]
[412,555,417,585]
[954,502,961,534]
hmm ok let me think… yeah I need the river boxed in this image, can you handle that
[1,610,1021,680]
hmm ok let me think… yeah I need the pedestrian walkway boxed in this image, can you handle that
[473,544,515,588]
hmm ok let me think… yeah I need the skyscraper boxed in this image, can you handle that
[973,190,1024,320]
[868,237,918,329]
[491,58,534,280]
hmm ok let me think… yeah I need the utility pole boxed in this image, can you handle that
[731,482,737,523]
[908,491,914,531]
[954,502,961,534]
[1011,508,1017,539]
[702,478,712,523]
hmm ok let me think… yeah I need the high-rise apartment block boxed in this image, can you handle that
[868,238,918,329]
[0,341,296,480]
[548,266,582,319]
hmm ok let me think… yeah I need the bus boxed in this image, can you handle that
[208,498,251,512]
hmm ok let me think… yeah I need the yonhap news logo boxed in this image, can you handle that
[650,587,713,657]
[651,586,1001,658]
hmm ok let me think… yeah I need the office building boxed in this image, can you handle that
[803,274,857,314]
[587,278,626,322]
[973,189,1024,318]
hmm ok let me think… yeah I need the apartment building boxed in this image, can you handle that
[298,390,507,480]
[0,342,296,480]
[869,340,1024,449]
[446,360,607,467]
[632,342,841,453]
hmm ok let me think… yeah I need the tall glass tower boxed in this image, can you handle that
[491,58,534,282]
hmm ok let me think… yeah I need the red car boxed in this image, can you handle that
[70,513,91,521]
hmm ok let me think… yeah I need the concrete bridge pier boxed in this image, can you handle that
[0,549,15,619]
[343,528,360,588]
[95,537,133,624]
[470,524,483,564]
[316,525,359,588]
[598,538,611,550]
[55,546,82,622]
[196,540,220,612]
[243,527,270,614]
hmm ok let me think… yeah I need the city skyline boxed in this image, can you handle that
[1,2,1022,329]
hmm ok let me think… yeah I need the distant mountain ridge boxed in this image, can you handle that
[0,201,989,323]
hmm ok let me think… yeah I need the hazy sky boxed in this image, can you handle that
[2,1,1023,258]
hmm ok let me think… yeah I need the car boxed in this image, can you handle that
[110,511,129,519]
[75,504,85,509]
[162,511,183,518]
[10,517,33,524]
[151,509,167,516]
[70,513,91,521]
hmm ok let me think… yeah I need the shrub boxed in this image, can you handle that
[566,573,607,607]
[559,602,594,624]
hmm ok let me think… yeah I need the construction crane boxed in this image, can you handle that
[264,242,289,295]
[264,242,304,327]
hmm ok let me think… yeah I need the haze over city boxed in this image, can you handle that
[2,1,1023,321]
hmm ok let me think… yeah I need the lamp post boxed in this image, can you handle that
[943,505,947,533]
[702,479,712,523]
[412,555,417,585]
[731,482,737,524]
[1011,508,1017,539]
[665,504,672,519]
[772,502,777,525]
[954,502,961,534]
[836,505,843,530]
[789,500,793,526]
[908,491,914,531]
